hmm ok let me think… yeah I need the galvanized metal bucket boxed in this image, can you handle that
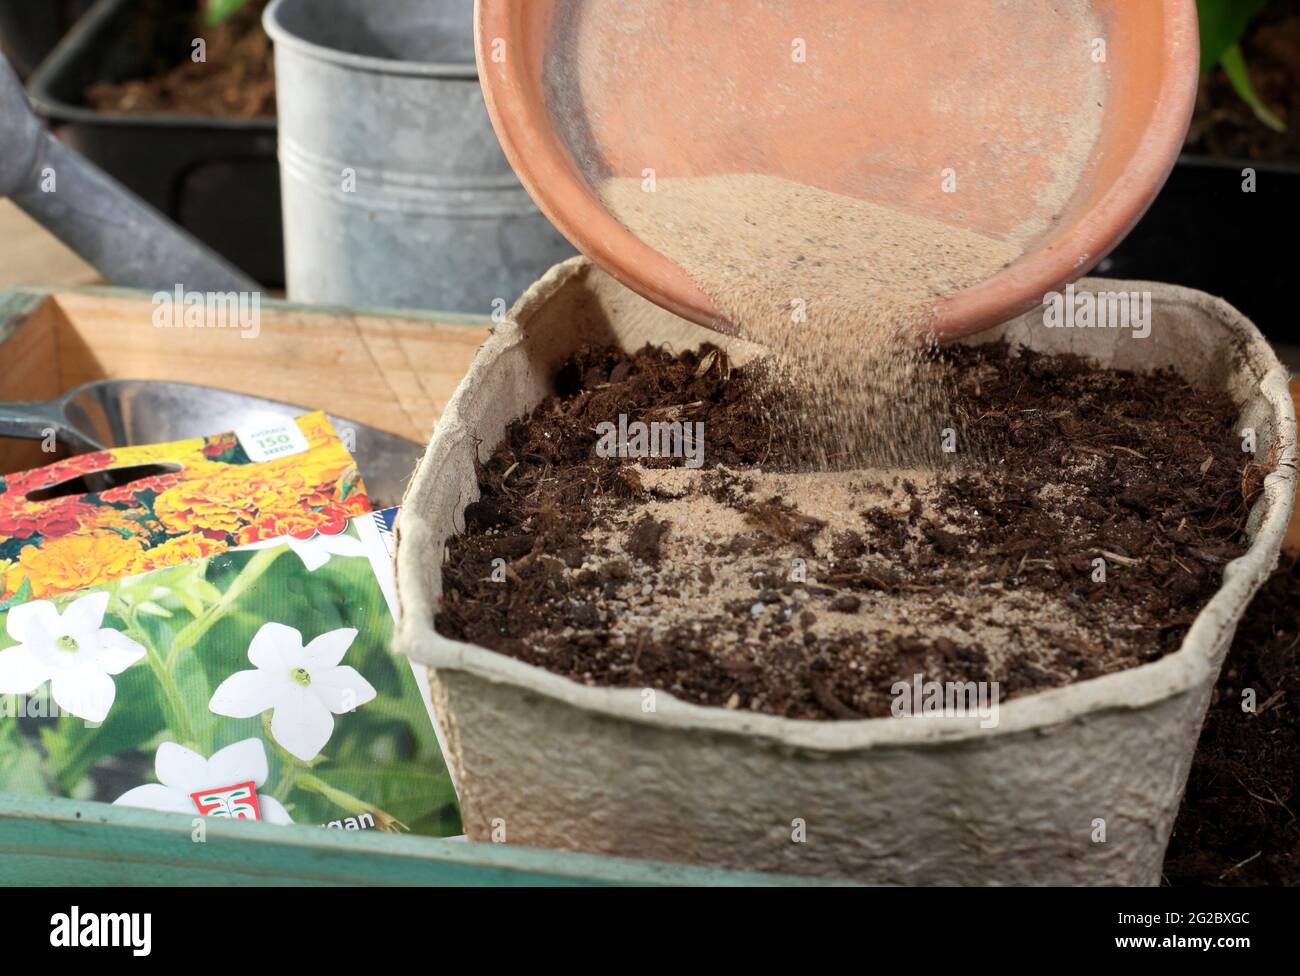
[263,0,574,313]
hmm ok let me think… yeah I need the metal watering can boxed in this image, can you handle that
[0,50,420,505]
[0,49,254,291]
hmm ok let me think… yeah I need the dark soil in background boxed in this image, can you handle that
[84,0,274,117]
[437,342,1261,721]
[1165,555,1300,886]
[1187,0,1300,161]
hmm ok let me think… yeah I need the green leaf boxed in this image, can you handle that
[173,648,219,755]
[175,590,206,620]
[41,664,165,795]
[1196,0,1269,73]
[204,0,250,27]
[305,763,460,830]
[190,578,224,604]
[1221,43,1287,132]
[162,561,221,619]
[113,574,152,603]
[0,577,32,613]
[0,739,48,795]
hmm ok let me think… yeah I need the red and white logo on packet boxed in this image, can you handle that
[190,780,264,820]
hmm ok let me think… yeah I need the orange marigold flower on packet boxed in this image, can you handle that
[0,505,50,540]
[138,535,225,572]
[153,470,262,537]
[0,497,98,541]
[13,534,148,599]
[235,512,326,545]
[1,449,112,498]
[0,412,369,603]
[98,470,186,504]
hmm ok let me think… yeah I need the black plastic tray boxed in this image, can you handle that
[1097,155,1300,345]
[0,1,92,79]
[26,0,283,287]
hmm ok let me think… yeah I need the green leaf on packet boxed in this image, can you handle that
[0,723,47,794]
[312,763,460,831]
[0,509,459,836]
[0,577,32,613]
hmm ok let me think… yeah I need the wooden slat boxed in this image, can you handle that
[0,296,74,471]
[45,290,491,444]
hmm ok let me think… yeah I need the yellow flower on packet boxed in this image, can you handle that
[0,412,371,606]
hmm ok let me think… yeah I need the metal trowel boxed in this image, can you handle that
[0,379,423,509]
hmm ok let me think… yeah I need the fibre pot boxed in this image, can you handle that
[263,0,574,313]
[394,259,1296,885]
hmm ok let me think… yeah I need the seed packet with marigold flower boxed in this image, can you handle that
[0,506,461,837]
[0,412,371,609]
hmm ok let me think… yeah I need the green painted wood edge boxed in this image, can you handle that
[0,793,842,886]
[0,284,495,329]
[0,289,49,348]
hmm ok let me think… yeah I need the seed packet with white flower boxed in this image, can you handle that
[0,507,460,837]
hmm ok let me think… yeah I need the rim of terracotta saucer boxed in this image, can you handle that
[474,0,1200,342]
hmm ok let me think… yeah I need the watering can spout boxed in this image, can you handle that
[0,51,44,199]
[0,51,258,293]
